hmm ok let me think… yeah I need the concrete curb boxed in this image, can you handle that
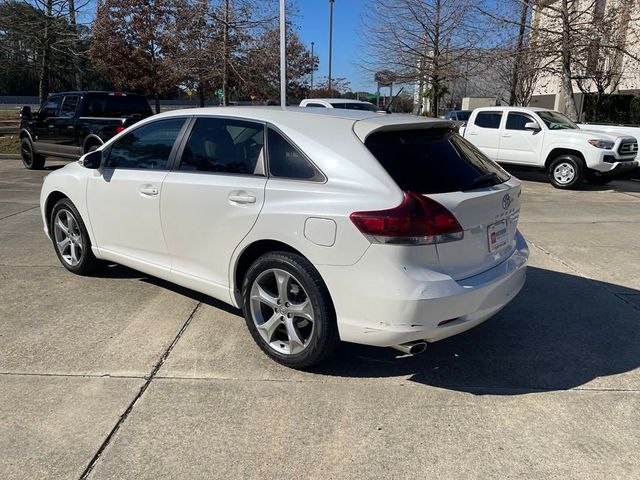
[0,154,20,160]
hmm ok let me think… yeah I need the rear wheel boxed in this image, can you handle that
[547,155,584,189]
[242,252,339,369]
[50,198,101,275]
[20,137,45,170]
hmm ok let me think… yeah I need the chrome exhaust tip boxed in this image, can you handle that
[392,341,428,355]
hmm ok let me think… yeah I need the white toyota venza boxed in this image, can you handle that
[40,107,529,368]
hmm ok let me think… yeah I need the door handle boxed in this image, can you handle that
[501,133,512,138]
[48,124,55,128]
[468,131,478,135]
[139,185,159,196]
[67,125,75,130]
[228,192,256,204]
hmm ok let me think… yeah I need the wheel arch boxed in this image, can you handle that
[232,239,308,304]
[44,191,70,227]
[82,134,104,154]
[544,148,586,169]
[19,129,33,142]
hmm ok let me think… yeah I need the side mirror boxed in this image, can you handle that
[82,149,102,169]
[525,121,541,131]
[20,106,32,119]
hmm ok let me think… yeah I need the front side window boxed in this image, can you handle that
[179,117,264,175]
[474,111,503,129]
[105,118,185,170]
[343,103,378,111]
[304,103,327,108]
[40,97,61,119]
[506,112,536,131]
[267,128,323,181]
[59,96,79,119]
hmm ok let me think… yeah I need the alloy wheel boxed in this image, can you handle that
[53,209,84,267]
[249,268,315,355]
[21,141,33,168]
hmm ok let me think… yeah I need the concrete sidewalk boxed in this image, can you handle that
[0,159,638,479]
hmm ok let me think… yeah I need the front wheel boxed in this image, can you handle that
[547,155,585,189]
[50,198,101,275]
[20,137,45,170]
[242,252,339,369]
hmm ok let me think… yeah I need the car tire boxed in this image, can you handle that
[50,198,101,275]
[242,251,339,369]
[585,172,612,185]
[547,155,585,189]
[20,137,45,170]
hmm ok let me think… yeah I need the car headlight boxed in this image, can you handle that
[588,139,614,149]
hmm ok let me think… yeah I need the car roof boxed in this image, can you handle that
[303,98,375,105]
[152,106,451,141]
[474,106,551,113]
[48,91,145,97]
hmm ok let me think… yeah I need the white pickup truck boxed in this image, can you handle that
[459,106,638,188]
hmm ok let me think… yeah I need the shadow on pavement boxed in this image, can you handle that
[311,267,640,393]
[504,165,640,193]
[94,263,639,394]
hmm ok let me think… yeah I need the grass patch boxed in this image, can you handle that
[0,135,20,155]
[0,109,20,120]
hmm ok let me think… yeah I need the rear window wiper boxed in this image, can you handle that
[461,172,501,191]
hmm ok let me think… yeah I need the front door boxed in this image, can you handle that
[160,116,267,301]
[498,112,544,165]
[86,117,188,275]
[32,96,62,153]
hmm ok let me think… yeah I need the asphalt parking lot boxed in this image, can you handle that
[0,158,638,479]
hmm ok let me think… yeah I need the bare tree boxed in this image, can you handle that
[362,0,479,117]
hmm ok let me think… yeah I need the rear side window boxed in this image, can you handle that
[179,117,264,175]
[83,94,152,118]
[364,128,510,194]
[106,118,185,170]
[267,128,324,181]
[474,112,503,129]
[304,103,327,108]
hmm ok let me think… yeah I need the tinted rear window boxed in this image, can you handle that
[364,128,510,194]
[83,94,152,118]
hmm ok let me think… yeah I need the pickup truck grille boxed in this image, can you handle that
[618,140,638,156]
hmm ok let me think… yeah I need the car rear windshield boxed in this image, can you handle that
[82,94,153,118]
[364,127,510,194]
[330,102,378,111]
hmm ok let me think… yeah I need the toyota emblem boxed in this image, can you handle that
[502,193,512,210]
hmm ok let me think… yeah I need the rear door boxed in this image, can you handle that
[464,111,504,160]
[498,111,544,166]
[160,116,267,300]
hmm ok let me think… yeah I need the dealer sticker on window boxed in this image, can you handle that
[488,220,508,252]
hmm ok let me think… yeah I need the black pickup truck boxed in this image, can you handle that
[19,91,153,169]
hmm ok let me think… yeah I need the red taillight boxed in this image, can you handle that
[115,126,126,134]
[349,192,464,245]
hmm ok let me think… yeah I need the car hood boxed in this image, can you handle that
[558,128,623,142]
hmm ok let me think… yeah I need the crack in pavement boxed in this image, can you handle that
[78,300,203,480]
[0,205,38,221]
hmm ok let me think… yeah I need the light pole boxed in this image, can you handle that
[328,0,334,95]
[280,0,286,107]
[311,41,315,91]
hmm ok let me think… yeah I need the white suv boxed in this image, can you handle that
[299,98,380,111]
[40,108,528,368]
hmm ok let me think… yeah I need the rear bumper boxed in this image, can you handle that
[318,231,529,347]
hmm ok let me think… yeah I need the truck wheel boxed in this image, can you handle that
[547,155,584,189]
[20,137,45,170]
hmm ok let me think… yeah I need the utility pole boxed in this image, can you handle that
[328,0,334,95]
[222,0,229,106]
[311,41,315,91]
[280,0,286,107]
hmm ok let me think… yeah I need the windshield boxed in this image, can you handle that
[332,102,379,112]
[536,110,578,130]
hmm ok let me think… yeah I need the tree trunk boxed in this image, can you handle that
[38,0,53,103]
[221,0,229,106]
[560,0,578,120]
[69,0,82,90]
[199,82,205,107]
[509,0,529,106]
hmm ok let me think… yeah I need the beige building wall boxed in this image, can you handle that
[531,0,640,113]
